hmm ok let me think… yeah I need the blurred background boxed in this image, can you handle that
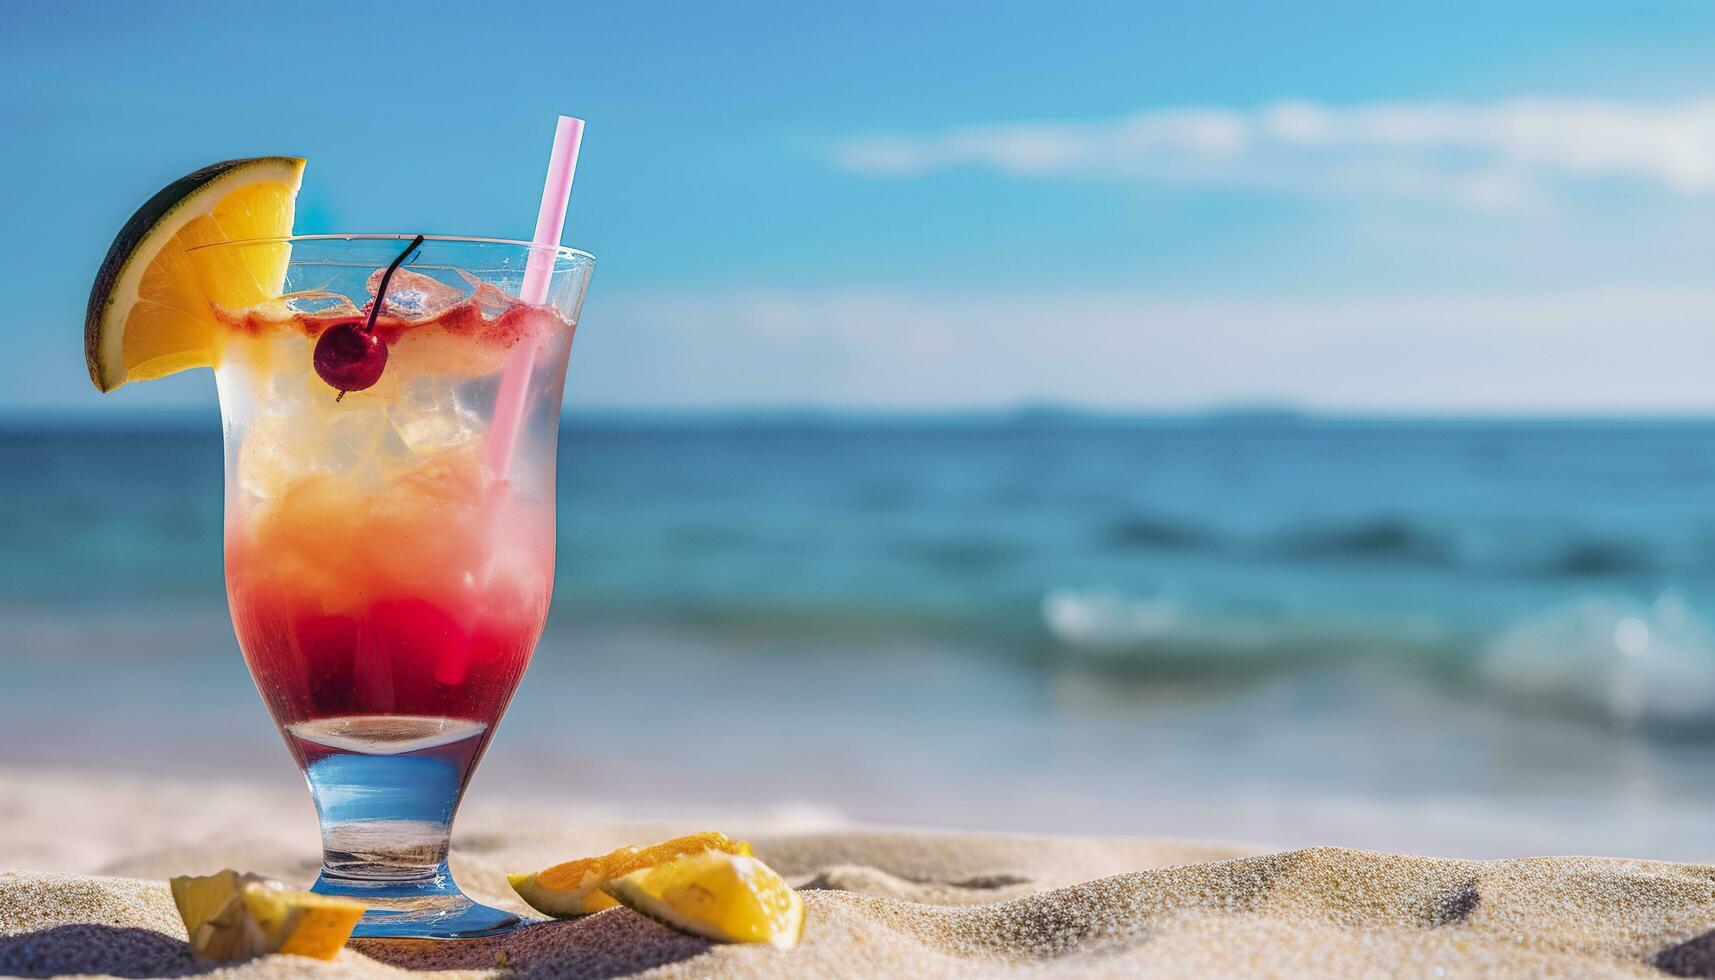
[9,1,1715,860]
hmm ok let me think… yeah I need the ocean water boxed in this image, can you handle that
[9,414,1715,859]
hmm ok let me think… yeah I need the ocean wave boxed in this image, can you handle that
[1272,519,1668,579]
[1274,518,1454,565]
[1478,594,1715,730]
[1545,542,1656,577]
[1095,512,1669,580]
[895,537,1025,573]
[1038,588,1430,670]
[1042,590,1187,649]
[1042,586,1715,730]
[1100,515,1213,550]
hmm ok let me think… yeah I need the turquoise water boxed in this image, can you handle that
[9,414,1715,857]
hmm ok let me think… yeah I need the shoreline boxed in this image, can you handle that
[4,768,1714,979]
[10,605,1715,863]
[7,756,1715,872]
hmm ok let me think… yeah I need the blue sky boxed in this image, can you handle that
[9,1,1715,414]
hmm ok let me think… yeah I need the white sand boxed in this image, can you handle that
[3,765,1713,978]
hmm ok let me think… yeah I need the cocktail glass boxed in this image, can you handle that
[197,235,592,939]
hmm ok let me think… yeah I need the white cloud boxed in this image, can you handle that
[564,285,1715,413]
[833,97,1715,208]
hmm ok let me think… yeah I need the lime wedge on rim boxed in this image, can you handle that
[84,156,304,392]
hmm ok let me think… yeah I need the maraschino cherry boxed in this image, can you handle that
[314,234,424,400]
[313,321,387,394]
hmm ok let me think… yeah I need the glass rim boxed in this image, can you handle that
[187,233,594,263]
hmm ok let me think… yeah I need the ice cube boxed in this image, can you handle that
[239,393,388,498]
[239,411,318,499]
[281,291,362,318]
[264,368,315,411]
[320,402,389,474]
[367,268,466,320]
[458,270,516,318]
[387,378,479,454]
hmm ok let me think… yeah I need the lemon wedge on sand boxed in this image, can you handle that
[85,157,304,391]
[169,870,364,961]
[509,831,751,917]
[603,850,805,950]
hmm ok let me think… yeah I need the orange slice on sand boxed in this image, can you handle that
[603,850,805,949]
[508,831,751,917]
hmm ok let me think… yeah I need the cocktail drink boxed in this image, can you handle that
[85,142,591,941]
[206,235,592,937]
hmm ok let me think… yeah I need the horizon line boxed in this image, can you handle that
[13,402,1715,430]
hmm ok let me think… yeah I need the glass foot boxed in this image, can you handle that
[313,868,521,940]
[295,719,522,939]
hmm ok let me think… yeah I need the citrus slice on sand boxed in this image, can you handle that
[170,870,268,960]
[242,886,367,959]
[85,157,304,391]
[508,831,751,917]
[169,869,364,961]
[602,850,805,950]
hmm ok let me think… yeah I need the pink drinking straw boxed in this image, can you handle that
[486,115,585,479]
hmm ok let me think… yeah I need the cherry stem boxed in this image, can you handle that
[365,234,426,335]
